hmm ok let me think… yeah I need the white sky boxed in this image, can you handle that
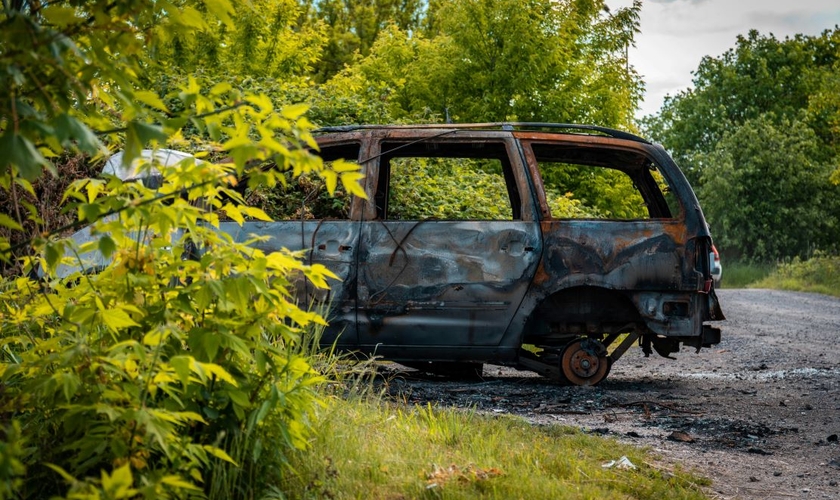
[606,0,840,118]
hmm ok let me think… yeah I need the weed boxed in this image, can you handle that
[718,260,774,288]
[752,253,840,297]
[276,396,711,499]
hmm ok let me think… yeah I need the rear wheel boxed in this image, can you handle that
[560,338,610,386]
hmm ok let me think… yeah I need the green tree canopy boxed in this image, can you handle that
[307,0,425,81]
[643,28,840,184]
[318,0,644,127]
[698,115,839,261]
[642,27,840,261]
[155,0,327,81]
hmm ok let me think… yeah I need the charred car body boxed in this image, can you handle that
[70,123,725,385]
[231,123,724,385]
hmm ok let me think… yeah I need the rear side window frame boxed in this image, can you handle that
[519,139,681,221]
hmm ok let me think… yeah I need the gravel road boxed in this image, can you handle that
[383,289,840,499]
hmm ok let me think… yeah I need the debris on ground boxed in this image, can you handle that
[601,456,637,470]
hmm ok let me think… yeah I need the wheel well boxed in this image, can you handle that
[523,286,643,345]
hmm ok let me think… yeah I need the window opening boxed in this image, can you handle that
[244,143,361,221]
[376,141,520,221]
[529,143,676,220]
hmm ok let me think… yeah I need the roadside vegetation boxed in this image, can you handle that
[281,394,710,500]
[716,256,840,298]
[751,254,840,297]
[716,261,775,289]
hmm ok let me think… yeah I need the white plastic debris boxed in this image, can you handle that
[102,148,198,181]
[601,456,637,470]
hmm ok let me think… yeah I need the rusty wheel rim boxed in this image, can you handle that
[560,339,609,386]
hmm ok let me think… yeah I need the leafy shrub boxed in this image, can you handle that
[246,170,352,221]
[754,252,840,296]
[0,127,356,498]
[539,162,648,219]
[545,190,601,219]
[0,154,101,277]
[2,50,366,497]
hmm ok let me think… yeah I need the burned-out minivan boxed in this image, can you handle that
[219,123,723,385]
[68,123,724,385]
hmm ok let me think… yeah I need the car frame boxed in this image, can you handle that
[66,123,725,385]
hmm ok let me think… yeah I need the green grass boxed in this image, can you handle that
[718,260,774,288]
[719,254,840,296]
[277,397,711,499]
[751,253,840,297]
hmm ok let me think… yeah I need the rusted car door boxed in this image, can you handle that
[355,134,542,355]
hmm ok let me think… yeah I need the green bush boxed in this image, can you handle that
[0,154,101,277]
[0,122,358,497]
[1,1,374,494]
[388,157,512,220]
[1,5,367,491]
[753,253,840,296]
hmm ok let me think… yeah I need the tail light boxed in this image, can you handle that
[711,244,720,271]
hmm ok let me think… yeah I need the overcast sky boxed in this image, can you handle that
[606,0,840,118]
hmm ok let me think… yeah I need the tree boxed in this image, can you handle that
[435,0,642,125]
[154,0,327,81]
[697,115,839,261]
[643,28,840,185]
[328,0,644,127]
[643,28,840,261]
[307,0,425,81]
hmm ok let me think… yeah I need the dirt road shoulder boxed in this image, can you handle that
[384,289,840,499]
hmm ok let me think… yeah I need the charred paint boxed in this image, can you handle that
[356,220,541,347]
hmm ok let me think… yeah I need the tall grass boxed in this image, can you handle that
[275,392,710,499]
[718,260,774,288]
[752,253,840,297]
